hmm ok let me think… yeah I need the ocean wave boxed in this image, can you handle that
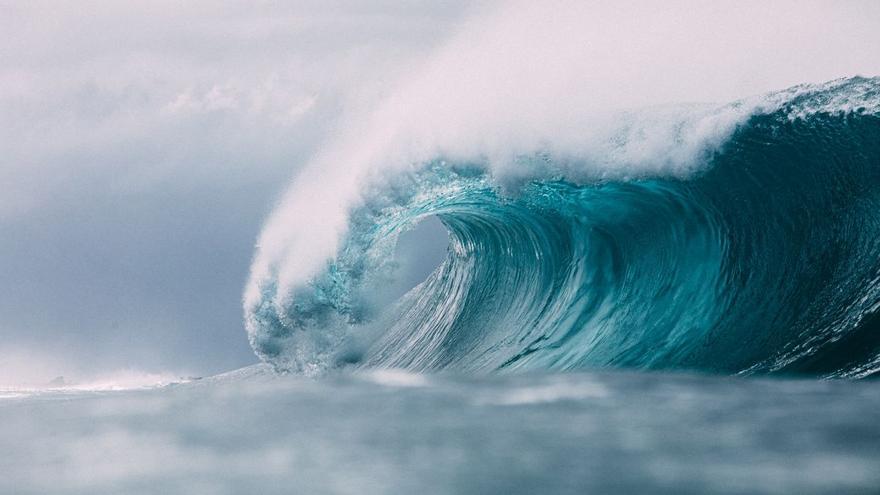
[245,77,880,378]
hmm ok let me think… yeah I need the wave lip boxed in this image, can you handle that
[246,77,880,378]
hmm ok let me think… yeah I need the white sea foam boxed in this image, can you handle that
[360,369,430,388]
[487,382,609,406]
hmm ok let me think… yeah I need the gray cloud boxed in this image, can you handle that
[0,1,470,381]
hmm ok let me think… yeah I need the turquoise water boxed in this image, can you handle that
[247,78,880,378]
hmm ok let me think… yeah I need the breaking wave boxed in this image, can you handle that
[245,77,880,378]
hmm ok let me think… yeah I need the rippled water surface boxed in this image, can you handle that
[2,367,878,494]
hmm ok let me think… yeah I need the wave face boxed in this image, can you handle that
[245,77,880,378]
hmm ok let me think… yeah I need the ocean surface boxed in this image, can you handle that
[2,367,879,495]
[0,366,880,494]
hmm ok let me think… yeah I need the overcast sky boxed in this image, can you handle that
[1,1,879,385]
[0,1,471,384]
